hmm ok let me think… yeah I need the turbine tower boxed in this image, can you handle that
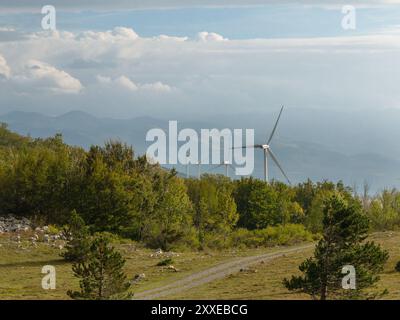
[195,161,201,179]
[211,160,235,178]
[237,106,290,184]
[185,150,190,178]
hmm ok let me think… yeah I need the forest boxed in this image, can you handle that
[1,122,399,251]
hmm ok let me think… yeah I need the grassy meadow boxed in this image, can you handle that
[1,231,400,300]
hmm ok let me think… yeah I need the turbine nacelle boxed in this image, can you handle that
[261,144,270,150]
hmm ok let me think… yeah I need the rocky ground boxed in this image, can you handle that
[0,215,65,248]
[0,215,31,233]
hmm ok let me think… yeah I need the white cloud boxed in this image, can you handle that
[141,81,172,92]
[1,26,400,117]
[114,75,138,91]
[13,60,83,94]
[197,31,227,42]
[156,35,188,42]
[0,27,16,32]
[80,27,139,41]
[0,54,11,79]
[97,74,172,92]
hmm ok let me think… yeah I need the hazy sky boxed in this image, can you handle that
[1,1,400,118]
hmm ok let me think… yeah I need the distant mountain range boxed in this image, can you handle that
[1,109,399,193]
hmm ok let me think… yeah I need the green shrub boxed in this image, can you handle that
[156,258,174,266]
[47,225,60,235]
[395,261,400,272]
[230,224,313,248]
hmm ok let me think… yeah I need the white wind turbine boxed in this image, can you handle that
[185,150,202,179]
[211,160,235,178]
[236,106,291,184]
[195,161,202,179]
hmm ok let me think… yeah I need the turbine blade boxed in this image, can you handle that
[267,106,284,144]
[232,144,262,149]
[268,148,291,184]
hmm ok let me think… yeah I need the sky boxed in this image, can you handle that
[1,1,400,119]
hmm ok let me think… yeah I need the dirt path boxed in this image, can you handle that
[134,243,313,300]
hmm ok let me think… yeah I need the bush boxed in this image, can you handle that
[230,224,313,249]
[395,261,400,272]
[156,258,174,266]
[47,225,60,235]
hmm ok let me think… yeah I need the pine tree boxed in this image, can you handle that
[283,193,388,300]
[67,234,132,300]
[61,210,90,262]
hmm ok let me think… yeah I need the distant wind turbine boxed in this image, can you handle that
[235,106,291,184]
[211,160,235,178]
[195,161,201,179]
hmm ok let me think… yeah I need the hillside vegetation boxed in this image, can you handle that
[0,123,399,250]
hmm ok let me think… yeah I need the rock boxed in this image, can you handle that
[0,215,32,233]
[167,265,179,272]
[150,248,164,257]
[131,273,146,284]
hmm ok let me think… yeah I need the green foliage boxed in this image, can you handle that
[61,210,91,263]
[47,225,60,235]
[365,189,400,230]
[283,193,389,300]
[229,224,313,249]
[67,233,132,300]
[234,178,304,230]
[0,124,395,260]
[144,172,194,250]
[186,175,238,247]
[156,258,174,266]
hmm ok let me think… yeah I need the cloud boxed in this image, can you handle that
[97,75,172,92]
[80,27,139,41]
[0,26,400,118]
[0,54,11,79]
[0,27,16,32]
[197,31,227,42]
[13,60,83,94]
[113,75,138,91]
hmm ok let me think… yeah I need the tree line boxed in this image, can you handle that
[0,123,398,250]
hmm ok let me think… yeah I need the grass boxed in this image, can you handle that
[168,231,400,300]
[1,231,400,300]
[0,233,288,299]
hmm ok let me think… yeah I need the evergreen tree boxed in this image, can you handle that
[61,210,91,262]
[67,234,132,300]
[283,193,388,300]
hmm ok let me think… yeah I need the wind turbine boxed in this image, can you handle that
[236,106,291,184]
[185,150,191,178]
[195,161,202,179]
[211,160,235,178]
